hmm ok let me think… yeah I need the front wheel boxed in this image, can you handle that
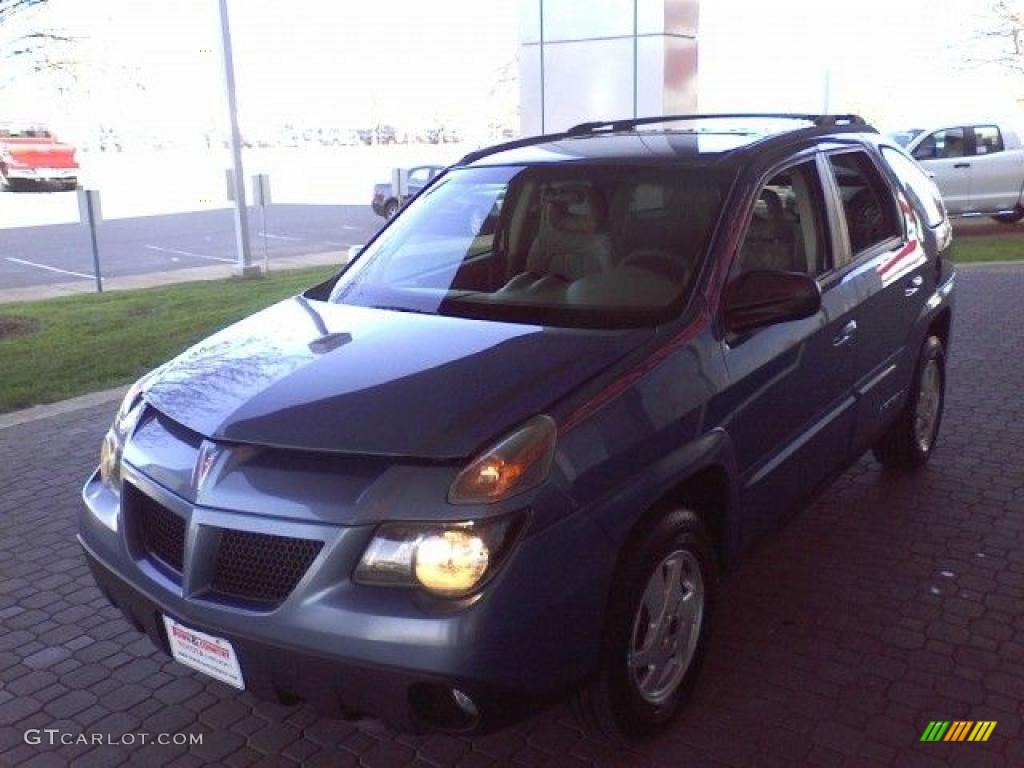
[991,207,1024,224]
[873,335,946,470]
[571,509,716,743]
[383,199,400,219]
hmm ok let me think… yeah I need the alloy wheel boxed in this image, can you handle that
[627,550,705,705]
[914,357,942,452]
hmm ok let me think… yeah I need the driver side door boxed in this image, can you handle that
[713,154,860,543]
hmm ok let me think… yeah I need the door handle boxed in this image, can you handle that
[904,274,924,297]
[832,320,858,347]
[953,162,971,169]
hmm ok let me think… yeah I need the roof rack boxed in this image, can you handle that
[566,113,868,136]
[455,113,872,166]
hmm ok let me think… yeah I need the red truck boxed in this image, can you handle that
[0,123,79,191]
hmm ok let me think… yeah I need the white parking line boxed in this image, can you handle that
[259,233,301,241]
[144,245,234,263]
[5,257,94,280]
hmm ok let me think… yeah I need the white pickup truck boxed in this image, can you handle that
[893,122,1024,223]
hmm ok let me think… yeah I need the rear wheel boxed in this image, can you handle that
[991,208,1024,224]
[873,335,946,470]
[572,508,716,743]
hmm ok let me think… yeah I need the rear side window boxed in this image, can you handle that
[972,125,1004,155]
[826,151,901,256]
[881,147,945,228]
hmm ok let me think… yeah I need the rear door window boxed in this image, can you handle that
[824,151,901,256]
[881,147,945,228]
[971,125,1004,155]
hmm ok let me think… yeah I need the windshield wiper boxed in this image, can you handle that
[370,304,434,316]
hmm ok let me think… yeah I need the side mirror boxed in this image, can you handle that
[723,270,821,334]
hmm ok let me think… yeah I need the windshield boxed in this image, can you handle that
[890,129,923,147]
[329,165,728,328]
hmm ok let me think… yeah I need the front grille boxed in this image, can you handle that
[211,530,323,604]
[137,493,186,572]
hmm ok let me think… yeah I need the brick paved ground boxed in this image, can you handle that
[2,266,1022,768]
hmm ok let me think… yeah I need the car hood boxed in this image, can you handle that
[143,296,650,459]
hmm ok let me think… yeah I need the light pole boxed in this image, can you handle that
[216,0,257,276]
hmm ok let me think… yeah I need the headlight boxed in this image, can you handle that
[448,415,557,505]
[354,514,525,597]
[97,375,149,492]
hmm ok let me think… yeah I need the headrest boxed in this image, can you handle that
[542,185,607,234]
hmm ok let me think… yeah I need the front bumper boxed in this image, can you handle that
[81,539,529,731]
[79,459,609,731]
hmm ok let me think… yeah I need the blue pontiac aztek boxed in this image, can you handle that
[80,114,955,740]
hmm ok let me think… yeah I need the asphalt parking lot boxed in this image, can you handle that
[0,204,379,292]
[1,265,1022,767]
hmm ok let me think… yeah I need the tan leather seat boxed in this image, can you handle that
[523,185,614,280]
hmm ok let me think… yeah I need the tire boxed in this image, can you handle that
[991,208,1024,224]
[383,199,400,219]
[571,508,717,743]
[873,335,946,470]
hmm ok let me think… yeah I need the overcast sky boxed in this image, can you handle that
[699,0,1023,130]
[3,0,1021,139]
[5,0,520,136]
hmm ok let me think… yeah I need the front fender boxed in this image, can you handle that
[580,427,741,571]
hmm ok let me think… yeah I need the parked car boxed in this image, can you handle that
[371,164,446,218]
[893,122,1024,222]
[0,123,79,190]
[81,113,955,741]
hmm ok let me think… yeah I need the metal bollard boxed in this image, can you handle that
[76,188,103,293]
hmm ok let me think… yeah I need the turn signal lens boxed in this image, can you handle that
[448,415,556,505]
[413,530,490,595]
[98,429,122,489]
[97,373,151,493]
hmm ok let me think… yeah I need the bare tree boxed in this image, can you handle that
[0,0,75,79]
[962,1,1024,76]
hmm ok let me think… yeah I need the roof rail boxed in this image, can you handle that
[454,113,872,166]
[567,113,869,136]
[456,131,575,166]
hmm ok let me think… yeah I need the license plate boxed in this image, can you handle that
[162,615,245,689]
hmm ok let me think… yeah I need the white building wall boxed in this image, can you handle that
[519,0,698,135]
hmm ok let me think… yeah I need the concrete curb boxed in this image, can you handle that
[0,386,128,430]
